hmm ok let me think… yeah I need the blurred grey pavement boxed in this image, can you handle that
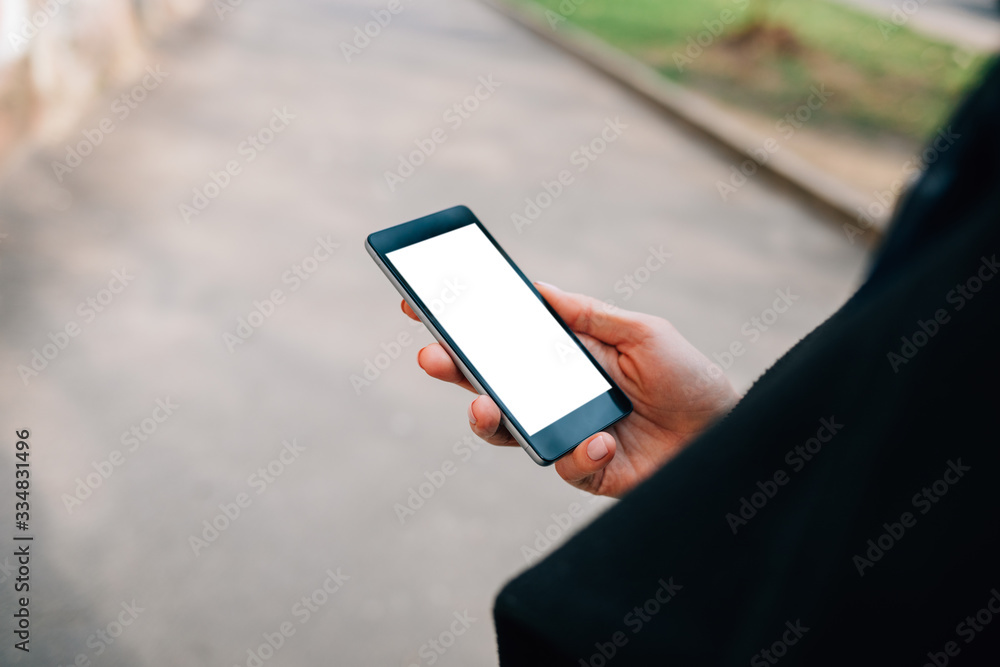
[0,0,870,665]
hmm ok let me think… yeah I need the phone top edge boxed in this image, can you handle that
[367,205,474,254]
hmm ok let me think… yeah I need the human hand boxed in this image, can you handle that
[402,282,739,498]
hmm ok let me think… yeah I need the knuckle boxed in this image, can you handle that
[631,317,654,337]
[577,300,596,331]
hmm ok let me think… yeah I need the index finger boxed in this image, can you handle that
[534,282,651,347]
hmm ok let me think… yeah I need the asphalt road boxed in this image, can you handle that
[0,0,869,664]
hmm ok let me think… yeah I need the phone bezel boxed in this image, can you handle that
[366,205,632,466]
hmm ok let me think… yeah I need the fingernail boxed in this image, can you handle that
[534,281,558,290]
[587,434,609,461]
[468,399,478,425]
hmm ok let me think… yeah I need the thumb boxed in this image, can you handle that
[555,432,616,494]
[534,282,647,347]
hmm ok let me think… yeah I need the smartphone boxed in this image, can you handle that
[366,205,632,466]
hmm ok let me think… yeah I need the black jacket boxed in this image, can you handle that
[495,60,1000,666]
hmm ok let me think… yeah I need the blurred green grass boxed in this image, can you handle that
[518,0,992,143]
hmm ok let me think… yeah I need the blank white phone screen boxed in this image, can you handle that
[387,224,610,435]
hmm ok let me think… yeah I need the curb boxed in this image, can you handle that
[482,0,889,241]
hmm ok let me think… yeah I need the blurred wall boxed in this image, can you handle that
[0,0,205,169]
